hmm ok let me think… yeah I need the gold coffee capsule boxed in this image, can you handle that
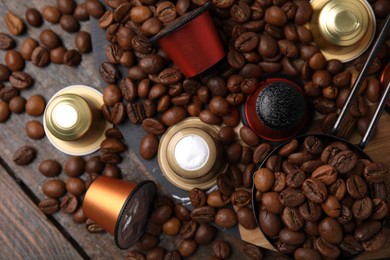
[309,0,375,62]
[43,85,112,156]
[158,118,226,191]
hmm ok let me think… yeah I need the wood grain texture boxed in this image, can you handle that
[0,164,82,259]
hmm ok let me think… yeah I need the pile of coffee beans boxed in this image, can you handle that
[94,0,390,161]
[253,136,389,258]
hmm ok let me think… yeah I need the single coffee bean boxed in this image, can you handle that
[8,96,25,114]
[240,126,260,147]
[151,204,173,224]
[262,192,285,214]
[321,141,349,163]
[26,120,45,139]
[50,47,66,64]
[162,217,181,236]
[102,164,121,179]
[282,206,304,231]
[180,220,197,239]
[75,31,92,53]
[286,169,305,188]
[254,168,274,192]
[159,67,182,85]
[299,200,322,222]
[352,197,373,220]
[42,6,62,23]
[321,195,341,218]
[340,235,363,257]
[371,198,389,220]
[101,138,126,153]
[329,178,346,201]
[137,233,159,250]
[346,175,368,199]
[318,217,343,244]
[161,107,187,126]
[0,64,11,81]
[0,32,15,50]
[315,237,340,258]
[237,206,257,229]
[140,134,158,160]
[178,239,197,258]
[13,146,36,165]
[175,204,191,221]
[141,118,165,135]
[363,162,388,183]
[42,179,66,198]
[280,188,305,207]
[207,190,230,208]
[259,208,283,237]
[278,139,299,156]
[304,136,323,155]
[279,228,305,245]
[354,220,382,242]
[74,3,89,21]
[243,243,263,260]
[64,156,85,177]
[63,49,81,66]
[0,86,19,102]
[302,178,327,203]
[60,15,80,32]
[66,178,85,196]
[4,12,25,35]
[362,231,386,253]
[10,71,33,89]
[301,160,324,174]
[5,50,25,71]
[288,152,313,166]
[294,248,321,260]
[31,46,50,67]
[189,188,207,208]
[39,198,60,215]
[39,159,62,177]
[212,241,230,259]
[312,164,337,185]
[191,206,216,223]
[194,222,216,245]
[276,240,298,254]
[99,62,120,83]
[39,29,61,49]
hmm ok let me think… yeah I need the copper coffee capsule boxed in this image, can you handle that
[83,176,156,249]
[43,85,111,156]
[309,0,375,62]
[244,77,309,142]
[158,118,226,190]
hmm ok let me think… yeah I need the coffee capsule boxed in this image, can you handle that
[83,176,156,249]
[158,118,226,191]
[380,62,390,108]
[43,85,112,156]
[150,2,225,78]
[244,77,309,142]
[308,0,375,62]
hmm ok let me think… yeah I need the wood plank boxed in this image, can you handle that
[0,164,82,259]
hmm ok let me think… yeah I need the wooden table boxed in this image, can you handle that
[0,0,389,259]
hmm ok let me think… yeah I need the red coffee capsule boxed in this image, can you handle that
[244,77,309,142]
[150,2,225,78]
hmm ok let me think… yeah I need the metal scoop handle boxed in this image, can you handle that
[331,13,390,149]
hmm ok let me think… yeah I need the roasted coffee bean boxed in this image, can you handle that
[299,200,322,222]
[85,156,104,174]
[259,208,283,237]
[110,102,125,124]
[273,171,286,192]
[0,86,19,102]
[318,217,343,244]
[0,32,15,50]
[294,248,321,260]
[362,231,386,253]
[180,220,197,239]
[74,3,89,21]
[127,102,146,124]
[5,50,25,71]
[312,165,337,185]
[119,78,137,102]
[64,156,85,177]
[139,54,164,75]
[315,237,340,258]
[102,164,121,179]
[39,159,62,177]
[0,64,11,81]
[84,172,99,190]
[215,208,237,228]
[146,247,166,260]
[26,95,45,116]
[149,84,167,100]
[4,12,25,35]
[217,174,234,197]
[105,127,123,140]
[39,29,61,49]
[99,62,120,83]
[159,67,182,85]
[101,138,126,153]
[191,206,216,223]
[137,233,159,250]
[39,198,60,214]
[63,49,81,66]
[140,134,158,160]
[239,126,260,147]
[178,239,197,258]
[346,175,367,199]
[340,235,363,257]
[228,165,242,188]
[288,152,312,166]
[276,240,298,254]
[352,197,373,220]
[228,49,245,69]
[279,228,305,246]
[26,120,44,140]
[31,47,50,67]
[231,189,251,208]
[50,47,66,64]
[254,168,274,192]
[363,162,388,183]
[145,221,162,237]
[151,204,173,224]
[60,15,80,32]
[303,136,323,155]
[322,195,341,218]
[329,178,346,201]
[301,160,324,174]
[301,177,327,203]
[42,179,66,199]
[262,192,284,214]
[354,220,382,242]
[75,31,92,54]
[9,96,25,114]
[371,198,389,220]
[42,6,62,23]
[242,163,255,188]
[207,190,230,208]
[278,139,298,156]
[162,217,181,236]
[282,206,304,231]
[286,169,305,188]
[212,241,230,259]
[66,178,85,196]
[243,243,263,260]
[141,118,165,135]
[194,222,216,245]
[13,146,36,165]
[237,206,257,229]
[189,188,207,208]
[10,71,33,89]
[225,142,242,164]
[280,188,305,207]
